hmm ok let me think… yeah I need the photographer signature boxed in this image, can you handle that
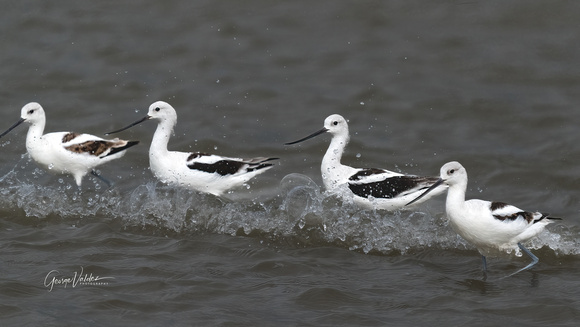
[44,266,115,292]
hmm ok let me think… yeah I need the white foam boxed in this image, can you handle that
[1,167,577,257]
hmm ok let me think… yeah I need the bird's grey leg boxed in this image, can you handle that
[506,242,539,277]
[91,170,113,188]
[481,255,487,272]
[481,255,488,281]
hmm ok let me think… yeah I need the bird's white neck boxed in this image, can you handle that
[149,120,173,158]
[445,180,468,219]
[25,120,45,153]
[321,132,350,189]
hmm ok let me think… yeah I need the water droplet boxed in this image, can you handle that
[356,153,361,158]
[48,164,54,170]
[298,219,305,229]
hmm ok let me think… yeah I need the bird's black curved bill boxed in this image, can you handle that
[0,118,26,138]
[406,178,444,206]
[105,116,150,135]
[284,127,328,145]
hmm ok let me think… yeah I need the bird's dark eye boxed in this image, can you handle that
[448,169,455,174]
[333,121,338,126]
[28,110,35,114]
[154,107,161,112]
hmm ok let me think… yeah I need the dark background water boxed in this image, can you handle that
[1,1,579,326]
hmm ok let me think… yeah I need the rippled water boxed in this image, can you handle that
[1,1,580,326]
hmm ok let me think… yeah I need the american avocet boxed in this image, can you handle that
[0,102,139,187]
[106,101,277,196]
[285,114,446,210]
[407,161,561,276]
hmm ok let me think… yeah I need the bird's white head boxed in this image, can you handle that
[323,114,349,137]
[439,161,468,186]
[406,161,467,206]
[285,113,349,145]
[147,101,178,123]
[0,102,47,139]
[20,102,46,126]
[105,100,178,135]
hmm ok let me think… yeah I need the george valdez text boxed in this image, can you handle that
[44,266,115,292]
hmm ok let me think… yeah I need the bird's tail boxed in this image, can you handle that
[246,157,278,172]
[105,140,139,157]
[535,213,563,223]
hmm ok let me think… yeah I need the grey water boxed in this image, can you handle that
[1,1,580,326]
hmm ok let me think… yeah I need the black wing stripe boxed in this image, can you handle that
[348,176,434,199]
[493,211,535,223]
[188,160,245,176]
[348,168,388,181]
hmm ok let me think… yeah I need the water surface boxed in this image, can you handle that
[1,1,579,326]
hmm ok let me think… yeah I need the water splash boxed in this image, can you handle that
[0,162,577,257]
